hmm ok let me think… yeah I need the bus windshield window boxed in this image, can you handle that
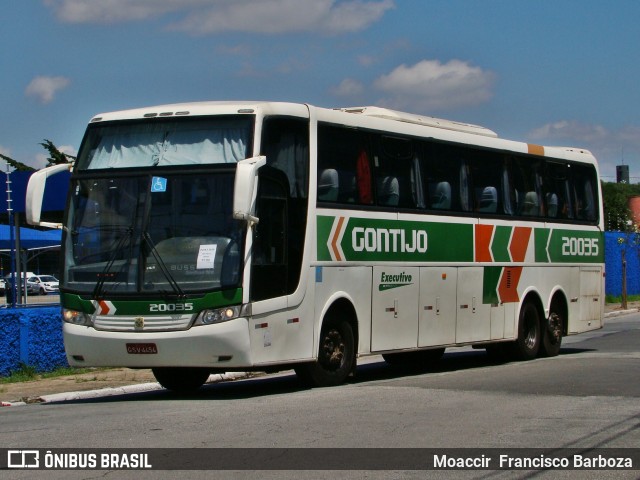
[64,172,244,295]
[76,117,252,170]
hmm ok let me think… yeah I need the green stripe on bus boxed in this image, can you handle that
[317,215,335,261]
[491,226,512,262]
[318,215,603,264]
[546,229,604,263]
[482,266,502,304]
[61,289,243,315]
[535,228,551,263]
[318,216,473,262]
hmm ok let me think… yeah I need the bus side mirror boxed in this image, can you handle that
[26,162,73,229]
[233,156,266,225]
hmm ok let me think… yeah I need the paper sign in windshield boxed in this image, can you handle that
[197,244,217,269]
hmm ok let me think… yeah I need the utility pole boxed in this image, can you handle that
[5,164,16,307]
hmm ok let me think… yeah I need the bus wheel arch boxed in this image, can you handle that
[540,291,567,357]
[295,298,358,387]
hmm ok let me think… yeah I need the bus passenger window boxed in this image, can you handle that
[478,186,498,213]
[546,193,559,218]
[459,162,471,212]
[377,176,400,206]
[431,182,451,209]
[575,178,596,221]
[317,124,372,205]
[522,192,540,216]
[318,169,339,202]
[410,157,426,209]
[356,149,373,204]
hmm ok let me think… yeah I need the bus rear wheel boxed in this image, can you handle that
[509,301,541,361]
[295,318,355,387]
[540,311,563,357]
[152,367,210,393]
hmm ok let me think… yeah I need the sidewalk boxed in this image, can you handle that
[0,368,254,406]
[1,368,158,406]
[604,300,640,317]
[2,303,638,406]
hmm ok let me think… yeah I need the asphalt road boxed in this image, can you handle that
[1,314,639,480]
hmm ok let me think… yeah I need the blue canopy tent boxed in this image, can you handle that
[0,225,61,251]
[0,170,69,304]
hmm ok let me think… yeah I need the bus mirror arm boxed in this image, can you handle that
[233,155,267,226]
[25,162,73,229]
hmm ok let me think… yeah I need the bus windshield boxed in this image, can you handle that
[63,115,253,296]
[64,172,245,296]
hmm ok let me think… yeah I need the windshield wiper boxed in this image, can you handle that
[91,226,134,301]
[142,232,186,299]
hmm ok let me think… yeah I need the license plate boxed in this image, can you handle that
[126,343,158,354]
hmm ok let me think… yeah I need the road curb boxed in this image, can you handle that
[1,372,252,407]
[604,308,640,318]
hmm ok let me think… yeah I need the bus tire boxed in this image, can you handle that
[152,367,210,393]
[540,311,563,357]
[509,301,541,361]
[295,318,355,387]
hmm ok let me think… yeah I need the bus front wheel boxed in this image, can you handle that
[295,318,355,387]
[152,367,210,393]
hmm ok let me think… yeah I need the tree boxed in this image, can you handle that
[601,181,640,231]
[39,139,76,166]
[0,139,75,172]
[0,153,35,172]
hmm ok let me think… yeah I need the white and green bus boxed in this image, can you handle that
[26,102,604,392]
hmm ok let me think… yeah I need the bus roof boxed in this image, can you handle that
[87,101,596,165]
[338,106,499,138]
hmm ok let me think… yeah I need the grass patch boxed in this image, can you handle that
[0,365,105,384]
[605,294,640,304]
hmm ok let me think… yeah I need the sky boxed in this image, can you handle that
[2,0,639,181]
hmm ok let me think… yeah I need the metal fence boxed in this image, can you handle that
[0,292,60,308]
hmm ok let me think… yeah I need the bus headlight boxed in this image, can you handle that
[194,306,242,326]
[62,308,93,326]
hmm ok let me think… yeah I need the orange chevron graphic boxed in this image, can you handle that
[509,227,532,262]
[475,224,494,262]
[330,216,346,261]
[92,299,116,315]
[498,266,522,303]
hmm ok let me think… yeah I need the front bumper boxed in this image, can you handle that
[63,317,252,368]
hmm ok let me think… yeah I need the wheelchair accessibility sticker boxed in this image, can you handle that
[151,177,167,193]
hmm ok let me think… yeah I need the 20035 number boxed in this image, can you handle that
[149,303,194,312]
[561,237,599,256]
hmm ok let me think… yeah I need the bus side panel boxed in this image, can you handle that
[371,266,419,351]
[249,268,316,365]
[456,267,492,343]
[418,267,457,347]
[577,265,604,332]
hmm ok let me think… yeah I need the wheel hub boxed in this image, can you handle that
[547,313,561,345]
[321,329,345,370]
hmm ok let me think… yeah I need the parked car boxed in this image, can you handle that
[4,273,34,301]
[26,275,60,295]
